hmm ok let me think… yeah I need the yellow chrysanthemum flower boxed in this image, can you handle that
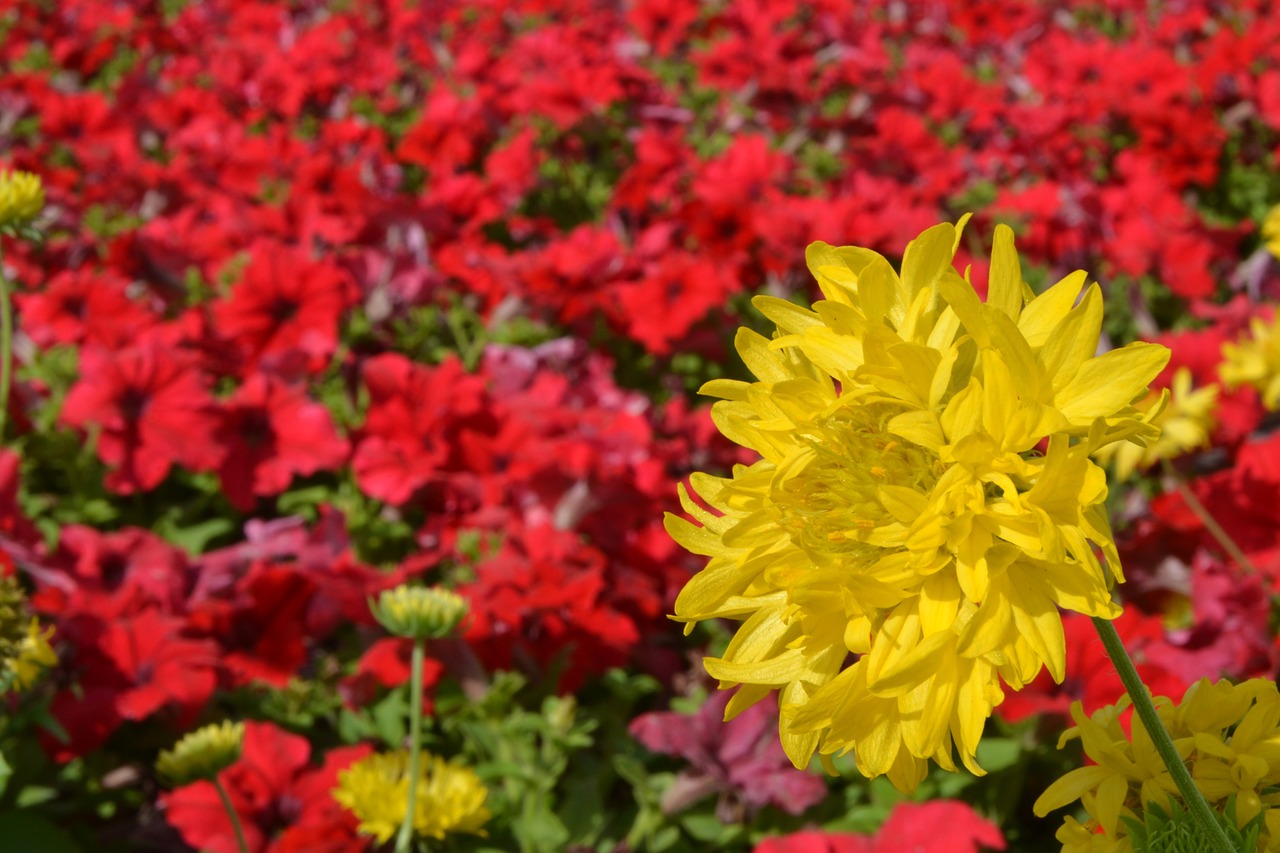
[1262,205,1280,261]
[333,751,490,843]
[667,218,1169,791]
[156,721,245,787]
[0,169,44,229]
[369,585,469,641]
[1221,311,1280,411]
[1094,367,1218,480]
[1036,678,1280,852]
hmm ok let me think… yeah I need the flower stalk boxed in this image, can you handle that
[0,247,12,442]
[1160,459,1258,575]
[395,637,427,853]
[213,776,251,853]
[1090,616,1238,853]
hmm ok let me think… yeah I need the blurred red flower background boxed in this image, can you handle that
[1,0,1279,850]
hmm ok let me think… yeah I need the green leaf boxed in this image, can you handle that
[155,517,235,556]
[371,690,409,748]
[975,737,1022,772]
[0,811,83,852]
[681,811,742,843]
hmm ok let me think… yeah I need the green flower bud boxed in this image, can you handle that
[156,721,245,787]
[370,585,469,641]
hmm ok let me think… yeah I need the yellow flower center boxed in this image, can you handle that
[772,403,938,567]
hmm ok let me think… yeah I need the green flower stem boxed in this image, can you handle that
[395,638,426,853]
[213,776,250,853]
[0,245,12,442]
[1160,459,1258,575]
[1091,617,1238,853]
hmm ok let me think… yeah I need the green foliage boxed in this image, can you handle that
[439,672,601,852]
[1199,133,1280,239]
[1123,796,1263,853]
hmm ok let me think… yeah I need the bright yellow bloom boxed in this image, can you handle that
[10,618,56,690]
[667,218,1170,791]
[1094,367,1217,479]
[156,721,245,786]
[1055,815,1129,853]
[1,576,56,691]
[369,585,469,641]
[1263,205,1280,261]
[0,169,43,229]
[333,751,490,843]
[1036,678,1280,852]
[1221,311,1280,411]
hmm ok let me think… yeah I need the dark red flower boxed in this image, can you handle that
[60,341,221,493]
[215,373,348,510]
[187,565,315,689]
[31,524,190,619]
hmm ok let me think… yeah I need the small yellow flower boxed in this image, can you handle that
[0,169,44,229]
[1262,205,1280,261]
[370,585,469,641]
[1221,311,1280,411]
[1036,678,1280,850]
[1094,367,1217,479]
[156,721,245,786]
[333,751,490,843]
[667,217,1169,791]
[10,618,57,690]
[1,576,55,691]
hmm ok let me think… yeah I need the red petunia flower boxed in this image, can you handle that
[462,523,639,691]
[44,609,220,760]
[212,240,357,374]
[341,637,445,713]
[18,267,158,350]
[32,524,190,619]
[60,341,222,493]
[162,721,371,853]
[215,373,348,510]
[92,609,220,723]
[996,610,1189,723]
[351,354,488,505]
[616,251,731,355]
[186,564,315,689]
[753,800,1005,853]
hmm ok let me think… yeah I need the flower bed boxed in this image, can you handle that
[0,1,1279,850]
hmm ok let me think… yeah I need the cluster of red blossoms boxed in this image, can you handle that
[1,0,1279,850]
